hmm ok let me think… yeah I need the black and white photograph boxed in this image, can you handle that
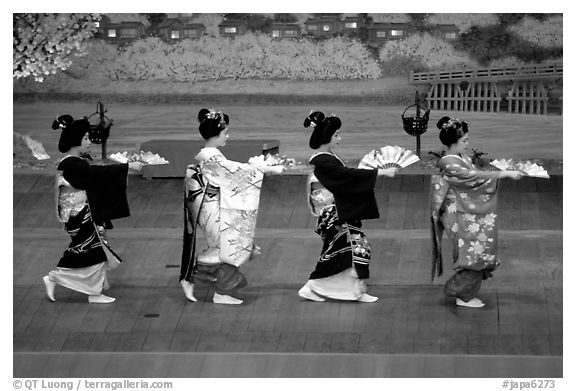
[8,2,571,388]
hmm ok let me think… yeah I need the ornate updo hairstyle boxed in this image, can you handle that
[305,111,342,149]
[52,114,91,153]
[197,108,229,140]
[437,116,469,147]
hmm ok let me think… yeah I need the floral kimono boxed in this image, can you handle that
[302,152,379,300]
[430,153,500,301]
[50,156,128,295]
[181,147,264,295]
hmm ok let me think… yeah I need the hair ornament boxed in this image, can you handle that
[52,114,74,132]
[54,115,65,129]
[205,108,219,120]
[307,109,317,128]
[442,118,460,130]
[204,108,227,127]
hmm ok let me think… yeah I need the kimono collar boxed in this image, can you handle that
[441,154,469,163]
[58,154,81,164]
[195,147,223,162]
[309,151,345,166]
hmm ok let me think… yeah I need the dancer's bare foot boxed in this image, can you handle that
[213,293,243,305]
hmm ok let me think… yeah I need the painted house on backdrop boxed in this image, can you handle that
[269,23,301,39]
[157,14,206,41]
[430,24,459,42]
[97,14,150,43]
[304,14,342,37]
[341,15,368,34]
[218,19,248,37]
[367,22,415,46]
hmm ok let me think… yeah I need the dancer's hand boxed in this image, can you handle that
[263,165,284,175]
[505,170,524,180]
[128,162,144,172]
[377,167,397,177]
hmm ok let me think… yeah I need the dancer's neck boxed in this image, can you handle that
[446,147,462,157]
[317,145,334,154]
[204,140,220,149]
[66,147,81,157]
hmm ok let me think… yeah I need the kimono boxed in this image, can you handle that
[181,147,264,295]
[303,152,379,300]
[50,155,129,295]
[430,153,500,301]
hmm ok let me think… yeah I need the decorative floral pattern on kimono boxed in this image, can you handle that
[307,173,335,217]
[307,175,371,280]
[182,147,264,281]
[200,151,263,210]
[56,173,88,223]
[430,154,501,279]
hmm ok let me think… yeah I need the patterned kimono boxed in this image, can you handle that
[50,156,128,295]
[303,152,379,300]
[181,147,264,295]
[430,154,500,301]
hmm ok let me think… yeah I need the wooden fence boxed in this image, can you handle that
[410,63,562,115]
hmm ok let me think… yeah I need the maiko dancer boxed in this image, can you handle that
[299,111,396,303]
[43,115,143,304]
[181,108,283,304]
[430,116,523,308]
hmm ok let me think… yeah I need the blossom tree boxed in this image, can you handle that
[379,33,478,72]
[369,13,411,23]
[425,13,499,33]
[13,13,100,82]
[508,15,563,48]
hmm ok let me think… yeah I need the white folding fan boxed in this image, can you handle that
[109,150,169,165]
[490,158,549,178]
[358,146,420,169]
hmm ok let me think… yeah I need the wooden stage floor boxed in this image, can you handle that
[13,174,563,377]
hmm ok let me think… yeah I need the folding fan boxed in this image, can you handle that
[109,151,169,165]
[490,159,549,178]
[358,146,419,169]
[248,154,296,168]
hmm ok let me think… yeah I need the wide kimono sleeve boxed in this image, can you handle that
[58,156,130,223]
[200,154,264,210]
[438,156,499,215]
[311,154,379,221]
[312,154,377,197]
[199,154,265,267]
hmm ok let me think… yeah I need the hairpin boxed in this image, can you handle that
[442,118,460,129]
[307,109,317,127]
[205,108,219,120]
[55,115,67,129]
